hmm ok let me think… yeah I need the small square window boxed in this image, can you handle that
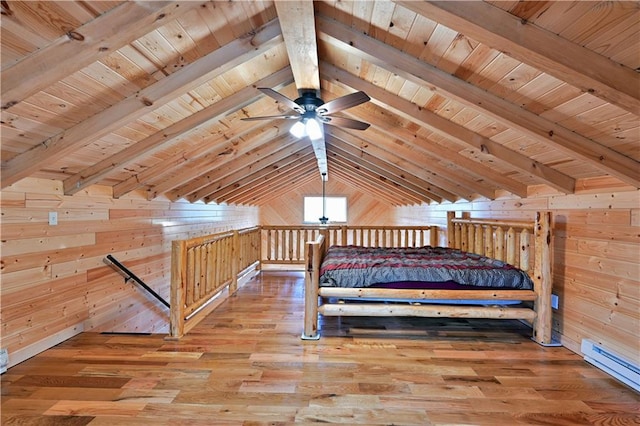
[303,196,347,223]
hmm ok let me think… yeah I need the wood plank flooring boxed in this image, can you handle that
[2,271,638,425]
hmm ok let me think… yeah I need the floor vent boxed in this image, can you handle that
[581,339,639,392]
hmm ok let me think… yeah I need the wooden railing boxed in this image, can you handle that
[447,212,536,273]
[169,226,260,338]
[261,225,438,267]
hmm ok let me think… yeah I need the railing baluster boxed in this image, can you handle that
[507,227,516,266]
[495,226,505,261]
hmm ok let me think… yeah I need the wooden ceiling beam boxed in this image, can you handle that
[197,139,308,201]
[329,168,409,206]
[327,152,425,205]
[113,80,299,199]
[274,0,328,183]
[1,18,283,189]
[317,15,640,188]
[233,167,318,206]
[326,144,432,204]
[165,132,299,202]
[326,136,445,203]
[274,1,320,92]
[64,67,294,195]
[328,107,505,200]
[115,104,297,200]
[326,126,469,201]
[191,142,312,202]
[328,161,411,206]
[210,151,317,204]
[395,1,640,115]
[225,158,318,205]
[322,63,576,194]
[325,126,459,201]
[1,1,203,111]
[330,168,409,206]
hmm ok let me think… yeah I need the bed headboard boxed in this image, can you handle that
[446,211,551,276]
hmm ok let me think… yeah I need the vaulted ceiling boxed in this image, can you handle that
[2,1,638,206]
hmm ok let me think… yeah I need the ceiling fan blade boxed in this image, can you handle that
[317,91,370,115]
[257,87,304,113]
[321,115,370,130]
[241,114,300,121]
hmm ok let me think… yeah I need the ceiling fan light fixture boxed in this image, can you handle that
[306,117,323,141]
[290,120,306,138]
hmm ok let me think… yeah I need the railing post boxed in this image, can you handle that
[170,239,187,339]
[230,230,239,294]
[430,225,438,247]
[258,226,263,270]
[303,235,323,340]
[447,211,456,247]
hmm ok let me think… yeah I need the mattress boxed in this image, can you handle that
[319,245,534,290]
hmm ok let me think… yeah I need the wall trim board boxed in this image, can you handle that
[6,323,84,369]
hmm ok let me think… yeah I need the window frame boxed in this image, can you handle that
[302,195,348,224]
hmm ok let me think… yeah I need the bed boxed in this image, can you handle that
[302,211,554,346]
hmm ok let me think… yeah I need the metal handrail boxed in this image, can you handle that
[105,254,170,309]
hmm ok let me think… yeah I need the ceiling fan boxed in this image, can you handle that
[246,1,366,180]
[242,87,371,140]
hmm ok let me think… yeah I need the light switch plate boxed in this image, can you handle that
[49,211,58,225]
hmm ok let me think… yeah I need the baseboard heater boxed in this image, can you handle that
[581,339,639,392]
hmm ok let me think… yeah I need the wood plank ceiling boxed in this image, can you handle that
[1,1,638,206]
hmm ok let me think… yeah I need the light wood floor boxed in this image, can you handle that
[2,271,638,425]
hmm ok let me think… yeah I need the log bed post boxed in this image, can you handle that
[302,234,324,340]
[533,211,553,345]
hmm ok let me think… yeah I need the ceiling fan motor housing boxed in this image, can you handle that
[295,90,325,113]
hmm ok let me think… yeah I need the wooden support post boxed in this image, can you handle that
[169,240,187,340]
[533,211,553,345]
[447,211,456,247]
[430,225,438,247]
[258,226,263,270]
[302,235,323,340]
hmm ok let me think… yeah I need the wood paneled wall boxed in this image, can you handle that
[260,178,393,225]
[1,178,258,367]
[394,178,640,363]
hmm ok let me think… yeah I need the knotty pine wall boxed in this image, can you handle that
[1,178,258,367]
[260,178,393,225]
[394,177,639,363]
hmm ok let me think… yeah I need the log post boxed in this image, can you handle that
[446,211,456,248]
[533,211,553,345]
[258,226,263,270]
[302,235,323,340]
[169,240,187,339]
[430,225,438,247]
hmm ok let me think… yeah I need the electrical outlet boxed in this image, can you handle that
[48,211,58,226]
[551,294,559,309]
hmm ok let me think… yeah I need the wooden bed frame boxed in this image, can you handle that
[302,211,554,346]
